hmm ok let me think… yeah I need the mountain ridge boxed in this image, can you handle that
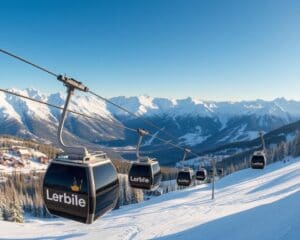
[1,88,300,164]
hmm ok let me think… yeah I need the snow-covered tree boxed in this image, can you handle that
[10,201,24,223]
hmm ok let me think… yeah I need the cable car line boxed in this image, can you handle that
[0,48,266,164]
[0,87,202,158]
[88,90,179,143]
[0,48,58,78]
[0,48,271,219]
[0,47,179,143]
[0,48,200,158]
[1,48,209,205]
[0,88,137,133]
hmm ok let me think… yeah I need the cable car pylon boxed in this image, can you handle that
[211,157,216,200]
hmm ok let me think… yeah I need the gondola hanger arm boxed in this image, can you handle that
[259,131,266,152]
[0,48,206,161]
[182,148,191,162]
[136,128,149,160]
[57,75,89,159]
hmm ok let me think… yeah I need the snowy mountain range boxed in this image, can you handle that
[1,88,300,163]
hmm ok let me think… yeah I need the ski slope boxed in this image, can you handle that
[1,158,300,240]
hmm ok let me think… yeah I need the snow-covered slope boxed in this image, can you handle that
[1,158,300,240]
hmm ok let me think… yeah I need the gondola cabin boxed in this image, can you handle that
[177,167,194,186]
[196,168,207,181]
[217,168,224,176]
[128,157,161,190]
[43,153,119,224]
[251,151,266,169]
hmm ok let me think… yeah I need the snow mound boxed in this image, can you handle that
[1,158,300,239]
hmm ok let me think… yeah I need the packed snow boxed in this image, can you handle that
[1,158,300,239]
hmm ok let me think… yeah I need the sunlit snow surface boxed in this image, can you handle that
[1,158,300,240]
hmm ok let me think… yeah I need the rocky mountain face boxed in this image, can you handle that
[1,88,300,164]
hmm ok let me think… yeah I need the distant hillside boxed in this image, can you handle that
[199,119,300,157]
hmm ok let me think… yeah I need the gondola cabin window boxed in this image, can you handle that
[93,162,119,219]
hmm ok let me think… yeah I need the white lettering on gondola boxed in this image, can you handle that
[253,162,264,166]
[46,189,86,207]
[130,176,150,183]
[178,179,190,183]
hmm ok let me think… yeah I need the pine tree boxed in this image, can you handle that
[10,202,24,223]
[292,131,300,157]
[277,142,286,161]
[132,189,143,203]
[0,196,4,221]
[229,164,235,174]
[10,195,24,223]
[2,199,11,221]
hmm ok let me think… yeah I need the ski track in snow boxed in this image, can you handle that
[1,159,300,240]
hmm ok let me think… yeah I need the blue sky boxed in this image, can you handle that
[0,0,299,101]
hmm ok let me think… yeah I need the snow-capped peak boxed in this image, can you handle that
[2,88,300,121]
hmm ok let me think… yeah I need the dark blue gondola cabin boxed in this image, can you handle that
[128,158,161,190]
[196,168,207,181]
[251,151,266,169]
[43,154,119,224]
[177,167,193,186]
